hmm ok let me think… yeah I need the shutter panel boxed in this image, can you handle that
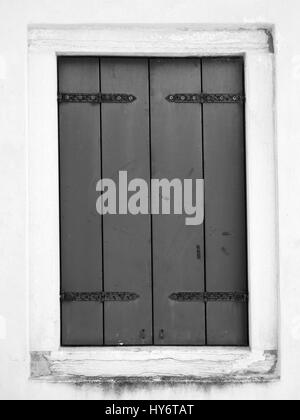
[202,58,249,345]
[150,59,206,345]
[59,57,103,345]
[101,58,153,345]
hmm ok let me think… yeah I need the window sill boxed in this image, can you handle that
[31,348,279,385]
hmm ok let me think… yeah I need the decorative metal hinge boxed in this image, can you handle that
[61,291,139,302]
[169,292,248,303]
[58,93,137,104]
[166,94,245,104]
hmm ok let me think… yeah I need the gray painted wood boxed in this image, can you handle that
[58,56,248,347]
[150,58,206,345]
[59,57,103,345]
[101,58,153,345]
[202,58,248,346]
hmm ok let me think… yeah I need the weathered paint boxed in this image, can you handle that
[30,350,278,388]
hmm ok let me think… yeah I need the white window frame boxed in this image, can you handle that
[28,25,279,384]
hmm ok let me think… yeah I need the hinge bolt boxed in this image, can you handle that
[197,245,201,260]
[159,329,165,340]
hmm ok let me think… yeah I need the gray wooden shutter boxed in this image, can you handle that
[59,56,248,347]
[59,57,103,345]
[100,58,153,345]
[149,58,248,346]
[59,57,153,346]
[150,59,206,345]
[202,58,248,345]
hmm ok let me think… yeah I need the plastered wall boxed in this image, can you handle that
[0,0,299,400]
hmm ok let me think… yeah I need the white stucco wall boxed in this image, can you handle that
[0,0,299,400]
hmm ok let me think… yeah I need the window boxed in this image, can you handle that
[29,26,278,382]
[58,56,248,347]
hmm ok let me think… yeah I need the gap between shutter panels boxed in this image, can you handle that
[148,58,155,346]
[99,58,105,346]
[201,58,208,347]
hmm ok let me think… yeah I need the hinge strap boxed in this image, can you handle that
[58,93,137,104]
[61,291,140,302]
[169,292,248,303]
[166,94,245,104]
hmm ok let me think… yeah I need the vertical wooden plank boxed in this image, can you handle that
[59,57,103,345]
[101,58,153,345]
[150,58,206,345]
[202,58,249,346]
